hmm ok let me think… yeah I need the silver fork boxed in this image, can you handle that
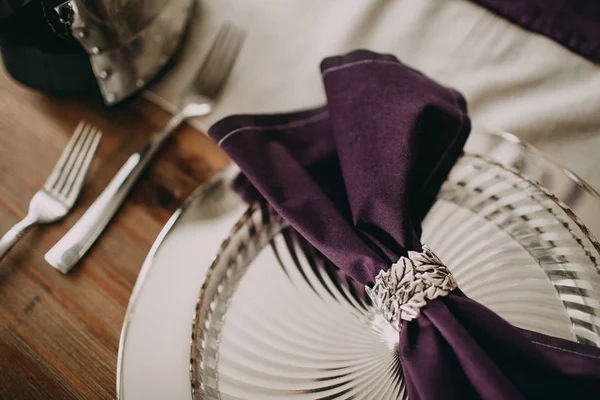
[45,23,245,274]
[0,122,102,262]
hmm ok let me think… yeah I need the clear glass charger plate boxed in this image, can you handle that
[190,153,600,399]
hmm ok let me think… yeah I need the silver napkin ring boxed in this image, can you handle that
[366,245,457,331]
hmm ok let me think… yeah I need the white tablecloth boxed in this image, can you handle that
[146,0,600,190]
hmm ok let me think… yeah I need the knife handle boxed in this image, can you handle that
[45,114,185,273]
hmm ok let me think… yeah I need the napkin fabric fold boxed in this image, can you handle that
[210,50,600,399]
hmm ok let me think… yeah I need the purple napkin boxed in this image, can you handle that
[210,50,600,399]
[470,0,600,62]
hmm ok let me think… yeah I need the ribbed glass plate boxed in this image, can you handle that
[190,154,600,399]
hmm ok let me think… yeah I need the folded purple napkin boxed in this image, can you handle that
[209,50,600,399]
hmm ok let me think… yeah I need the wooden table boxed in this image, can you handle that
[0,67,229,399]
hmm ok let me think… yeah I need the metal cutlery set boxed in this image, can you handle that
[0,23,245,270]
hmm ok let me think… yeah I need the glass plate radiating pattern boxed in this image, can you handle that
[190,155,600,399]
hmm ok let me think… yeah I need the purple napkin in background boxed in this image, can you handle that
[210,50,600,399]
[470,0,600,62]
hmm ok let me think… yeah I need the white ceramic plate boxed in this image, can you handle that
[189,155,600,399]
[118,132,600,399]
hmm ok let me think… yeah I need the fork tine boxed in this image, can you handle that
[191,25,229,94]
[60,127,101,203]
[58,127,95,197]
[206,25,244,97]
[44,121,87,190]
[51,123,93,193]
[205,26,243,96]
[193,25,230,96]
[63,129,101,205]
[192,23,245,99]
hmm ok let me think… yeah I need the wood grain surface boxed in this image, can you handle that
[0,67,229,399]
